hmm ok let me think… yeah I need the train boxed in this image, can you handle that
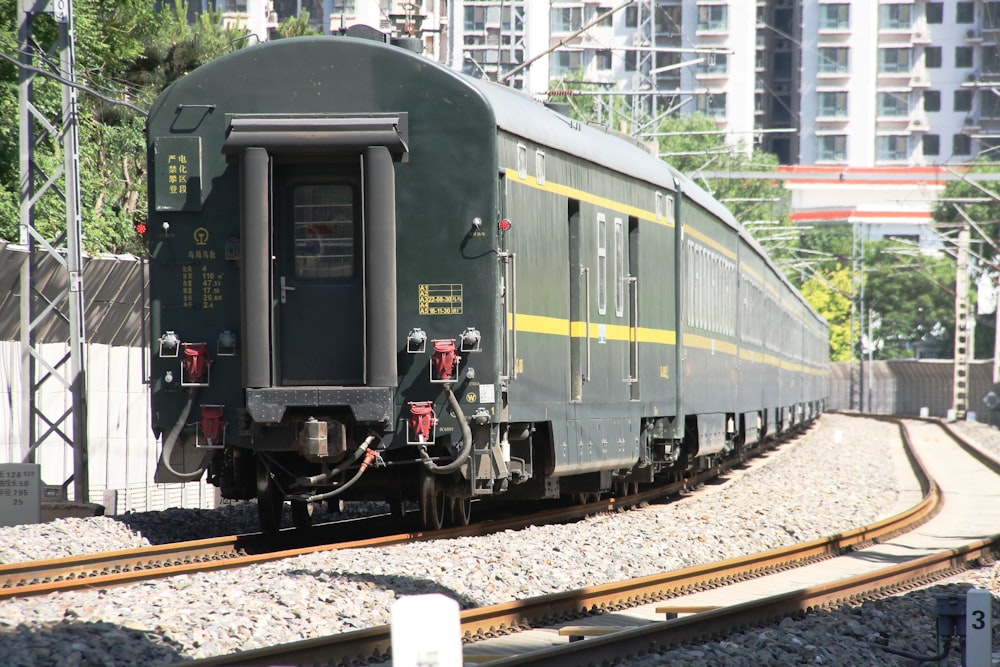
[143,29,829,533]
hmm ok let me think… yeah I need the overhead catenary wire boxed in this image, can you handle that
[0,49,148,116]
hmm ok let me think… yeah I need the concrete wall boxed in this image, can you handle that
[829,359,997,424]
[0,246,216,513]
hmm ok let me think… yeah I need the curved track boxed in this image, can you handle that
[169,415,967,667]
[0,427,800,601]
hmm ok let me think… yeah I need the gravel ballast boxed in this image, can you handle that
[0,413,997,666]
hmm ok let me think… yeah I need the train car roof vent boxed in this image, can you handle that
[341,24,389,43]
[390,37,424,54]
[339,24,424,55]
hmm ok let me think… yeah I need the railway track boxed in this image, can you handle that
[0,426,794,601]
[168,415,981,667]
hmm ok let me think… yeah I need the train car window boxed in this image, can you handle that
[597,213,607,315]
[614,218,625,317]
[655,192,663,220]
[293,184,355,279]
[665,195,675,225]
[535,150,546,185]
[517,143,527,180]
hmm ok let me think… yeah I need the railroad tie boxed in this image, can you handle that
[558,625,634,642]
[655,604,719,619]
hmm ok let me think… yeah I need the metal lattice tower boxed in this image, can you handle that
[18,0,89,502]
[953,227,972,419]
[632,0,655,126]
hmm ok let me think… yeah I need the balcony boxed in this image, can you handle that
[966,28,983,43]
[877,68,914,83]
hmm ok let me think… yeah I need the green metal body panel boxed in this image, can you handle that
[144,34,829,504]
[147,37,500,453]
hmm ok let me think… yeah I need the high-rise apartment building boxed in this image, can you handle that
[209,1,1000,238]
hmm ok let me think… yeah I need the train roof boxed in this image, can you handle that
[456,59,823,327]
[461,76,741,228]
[148,35,824,329]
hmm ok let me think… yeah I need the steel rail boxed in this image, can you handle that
[0,425,799,601]
[169,418,943,667]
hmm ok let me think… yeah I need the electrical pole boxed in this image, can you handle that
[18,0,89,503]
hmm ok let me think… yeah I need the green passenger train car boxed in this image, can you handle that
[144,32,828,533]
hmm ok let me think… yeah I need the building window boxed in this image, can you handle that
[464,6,486,31]
[594,5,613,28]
[773,52,792,78]
[924,90,941,112]
[985,89,1000,117]
[925,46,942,68]
[880,4,912,29]
[954,134,972,155]
[877,135,908,161]
[594,50,612,71]
[818,91,848,117]
[331,0,354,11]
[551,51,582,77]
[955,46,974,68]
[926,2,944,24]
[551,7,582,32]
[818,47,849,73]
[878,92,910,117]
[697,5,728,31]
[818,135,847,161]
[986,3,1000,30]
[625,5,637,27]
[625,50,636,72]
[923,135,940,156]
[819,4,849,29]
[699,53,728,75]
[985,47,1000,75]
[954,89,973,112]
[879,48,913,73]
[696,92,727,117]
[957,2,974,23]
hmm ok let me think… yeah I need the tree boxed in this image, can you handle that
[865,242,956,359]
[800,265,853,361]
[0,1,247,254]
[275,10,320,38]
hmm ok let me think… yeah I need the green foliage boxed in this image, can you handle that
[865,241,956,359]
[800,266,853,362]
[275,10,320,38]
[0,0,248,255]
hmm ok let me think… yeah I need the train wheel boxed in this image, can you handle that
[291,501,313,529]
[614,480,640,498]
[447,495,471,527]
[420,472,446,531]
[256,460,283,534]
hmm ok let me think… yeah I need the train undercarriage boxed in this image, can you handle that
[206,404,819,534]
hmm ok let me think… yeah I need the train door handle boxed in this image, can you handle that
[280,276,296,304]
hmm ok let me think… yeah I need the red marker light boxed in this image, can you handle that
[134,222,147,236]
[498,219,512,231]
